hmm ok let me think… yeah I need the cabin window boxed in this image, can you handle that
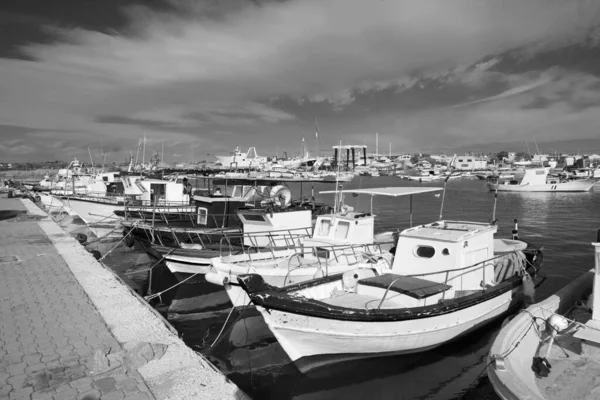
[242,214,267,222]
[415,246,435,258]
[318,219,331,236]
[461,164,469,167]
[334,221,350,240]
[102,176,109,182]
[197,208,208,225]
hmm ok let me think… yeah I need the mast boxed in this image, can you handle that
[161,141,164,166]
[142,134,147,165]
[135,138,141,167]
[376,132,379,160]
[315,117,320,159]
[389,142,391,158]
[88,147,94,170]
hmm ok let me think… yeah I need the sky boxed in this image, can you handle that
[1,0,600,163]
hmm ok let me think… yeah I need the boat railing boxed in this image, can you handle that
[376,250,526,306]
[219,226,313,256]
[283,241,394,279]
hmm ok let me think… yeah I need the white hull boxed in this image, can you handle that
[38,194,76,215]
[487,270,593,400]
[165,259,212,276]
[487,181,594,192]
[62,198,123,237]
[402,175,442,182]
[213,249,391,307]
[257,287,520,366]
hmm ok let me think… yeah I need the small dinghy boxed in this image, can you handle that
[239,216,544,372]
[487,233,600,400]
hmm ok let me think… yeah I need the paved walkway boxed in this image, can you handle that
[0,198,154,400]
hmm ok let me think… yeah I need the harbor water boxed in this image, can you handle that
[65,177,599,400]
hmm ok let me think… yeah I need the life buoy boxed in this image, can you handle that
[269,185,292,208]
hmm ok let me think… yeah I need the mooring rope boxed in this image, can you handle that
[144,272,199,301]
[98,222,138,262]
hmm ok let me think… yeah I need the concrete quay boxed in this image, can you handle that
[0,197,248,400]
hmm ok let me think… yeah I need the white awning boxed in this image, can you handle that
[319,187,443,197]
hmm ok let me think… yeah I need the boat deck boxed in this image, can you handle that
[534,307,600,400]
[321,291,402,309]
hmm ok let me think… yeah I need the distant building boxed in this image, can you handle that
[452,156,487,170]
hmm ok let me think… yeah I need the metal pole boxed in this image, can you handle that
[492,186,499,222]
[409,194,413,227]
[152,193,157,231]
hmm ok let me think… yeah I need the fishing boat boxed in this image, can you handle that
[487,234,600,400]
[487,167,595,192]
[214,147,268,170]
[237,187,544,372]
[127,178,332,261]
[207,190,418,307]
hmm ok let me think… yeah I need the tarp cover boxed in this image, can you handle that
[493,250,527,283]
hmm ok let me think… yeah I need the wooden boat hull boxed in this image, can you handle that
[255,285,523,370]
[487,270,594,400]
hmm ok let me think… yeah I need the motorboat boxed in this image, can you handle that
[237,187,544,372]
[487,237,600,400]
[214,147,268,170]
[487,167,595,192]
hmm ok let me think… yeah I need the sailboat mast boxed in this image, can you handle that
[142,134,146,165]
[315,117,320,159]
[88,147,94,170]
[376,133,378,160]
[161,141,164,165]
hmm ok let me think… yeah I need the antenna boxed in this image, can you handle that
[142,134,147,166]
[88,147,94,170]
[135,138,141,167]
[315,117,320,158]
[333,139,342,215]
[439,155,457,220]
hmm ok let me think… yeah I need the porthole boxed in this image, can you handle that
[415,246,435,258]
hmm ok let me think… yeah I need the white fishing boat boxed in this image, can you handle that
[65,175,192,238]
[215,147,268,170]
[487,236,600,400]
[237,187,544,372]
[487,167,595,192]
[37,193,76,216]
[203,187,440,307]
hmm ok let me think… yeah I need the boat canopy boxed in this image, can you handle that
[320,187,443,197]
[321,187,444,227]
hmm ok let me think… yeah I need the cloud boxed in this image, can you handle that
[1,0,600,161]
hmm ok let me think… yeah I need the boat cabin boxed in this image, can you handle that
[237,208,312,247]
[392,220,498,296]
[305,212,375,248]
[122,177,190,205]
[192,197,249,229]
[504,167,552,186]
